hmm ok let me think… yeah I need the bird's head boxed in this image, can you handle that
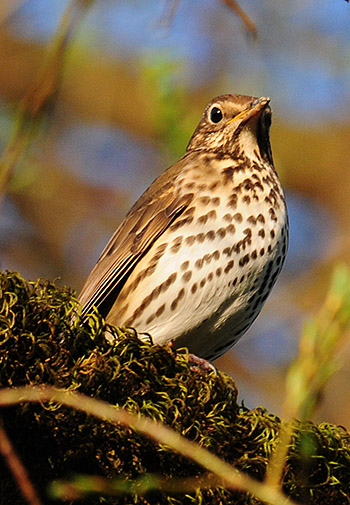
[187,94,273,165]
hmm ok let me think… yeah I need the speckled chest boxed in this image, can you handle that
[111,150,288,357]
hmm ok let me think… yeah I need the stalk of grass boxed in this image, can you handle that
[266,265,350,489]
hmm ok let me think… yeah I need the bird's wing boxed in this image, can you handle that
[78,157,194,317]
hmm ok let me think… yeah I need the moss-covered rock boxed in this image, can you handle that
[0,271,350,505]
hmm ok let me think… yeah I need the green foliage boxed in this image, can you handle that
[0,271,350,505]
[284,265,350,421]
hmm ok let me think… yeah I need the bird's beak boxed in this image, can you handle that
[226,97,270,125]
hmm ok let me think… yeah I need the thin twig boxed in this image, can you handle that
[0,0,92,200]
[159,0,180,29]
[0,418,43,505]
[221,0,257,39]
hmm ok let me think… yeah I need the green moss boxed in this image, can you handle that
[0,270,350,505]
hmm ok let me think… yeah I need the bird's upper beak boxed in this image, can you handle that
[226,97,270,126]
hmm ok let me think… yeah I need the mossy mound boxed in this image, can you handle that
[0,270,350,505]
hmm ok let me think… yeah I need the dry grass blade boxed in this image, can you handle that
[0,385,298,505]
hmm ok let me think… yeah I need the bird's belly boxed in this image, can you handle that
[109,195,288,360]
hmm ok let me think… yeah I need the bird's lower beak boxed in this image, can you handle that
[226,97,270,125]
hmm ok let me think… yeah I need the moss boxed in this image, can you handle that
[0,270,350,504]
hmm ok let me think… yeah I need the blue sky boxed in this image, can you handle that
[12,0,350,122]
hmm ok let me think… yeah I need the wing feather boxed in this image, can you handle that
[78,156,194,317]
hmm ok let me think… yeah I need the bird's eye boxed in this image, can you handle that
[209,106,223,124]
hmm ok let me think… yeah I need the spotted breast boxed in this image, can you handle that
[78,94,289,361]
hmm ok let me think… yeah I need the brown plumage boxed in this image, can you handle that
[79,94,288,361]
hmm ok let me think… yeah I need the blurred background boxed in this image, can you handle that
[0,0,350,425]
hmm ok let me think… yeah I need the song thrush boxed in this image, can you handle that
[78,94,289,361]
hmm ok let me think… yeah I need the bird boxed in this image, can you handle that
[78,94,289,362]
